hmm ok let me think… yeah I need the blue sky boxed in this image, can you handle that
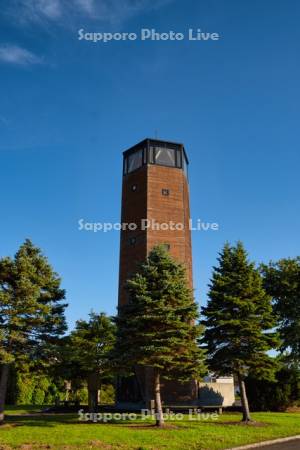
[0,0,299,330]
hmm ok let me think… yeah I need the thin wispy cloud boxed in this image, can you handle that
[10,0,62,24]
[74,0,95,15]
[0,45,43,66]
[0,115,9,127]
[5,0,173,27]
[38,0,62,19]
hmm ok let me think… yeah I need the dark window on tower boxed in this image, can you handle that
[183,154,188,178]
[176,149,182,168]
[129,237,136,246]
[149,146,155,164]
[123,157,128,175]
[162,189,169,196]
[143,147,147,164]
[127,149,143,173]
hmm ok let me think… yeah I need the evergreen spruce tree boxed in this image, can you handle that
[113,245,205,427]
[0,239,67,423]
[66,312,116,412]
[261,258,300,366]
[201,242,279,422]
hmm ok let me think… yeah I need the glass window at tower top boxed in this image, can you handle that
[127,149,143,173]
[124,143,188,177]
[154,147,176,167]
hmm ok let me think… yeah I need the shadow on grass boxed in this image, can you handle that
[4,415,170,429]
[4,413,270,430]
[212,420,269,427]
[5,415,78,428]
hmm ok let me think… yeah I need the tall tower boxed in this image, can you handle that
[117,138,197,405]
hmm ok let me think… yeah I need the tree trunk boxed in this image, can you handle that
[0,364,10,424]
[98,386,101,405]
[237,373,252,422]
[87,373,100,413]
[88,389,98,413]
[154,371,164,427]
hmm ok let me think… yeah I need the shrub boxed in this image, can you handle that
[246,366,300,411]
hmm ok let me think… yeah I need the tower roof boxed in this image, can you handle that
[123,138,189,164]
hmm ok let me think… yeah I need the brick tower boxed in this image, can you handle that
[117,138,197,406]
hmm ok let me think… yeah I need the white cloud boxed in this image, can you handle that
[8,0,62,25]
[0,45,42,66]
[74,0,95,15]
[7,0,173,26]
[39,0,62,18]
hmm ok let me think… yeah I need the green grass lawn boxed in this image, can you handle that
[0,407,300,450]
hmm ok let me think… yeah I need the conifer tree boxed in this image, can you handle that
[0,239,67,423]
[201,242,279,422]
[66,312,116,412]
[261,258,300,366]
[113,245,205,426]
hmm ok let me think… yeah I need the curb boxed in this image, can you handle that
[225,435,300,450]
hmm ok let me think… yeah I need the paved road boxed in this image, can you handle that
[248,439,300,450]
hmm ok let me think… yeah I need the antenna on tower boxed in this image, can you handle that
[154,129,158,139]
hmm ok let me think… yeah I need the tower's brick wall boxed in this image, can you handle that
[118,165,147,306]
[118,164,193,306]
[147,164,193,289]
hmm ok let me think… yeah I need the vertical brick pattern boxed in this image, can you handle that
[147,164,193,289]
[118,165,147,306]
[118,164,193,306]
